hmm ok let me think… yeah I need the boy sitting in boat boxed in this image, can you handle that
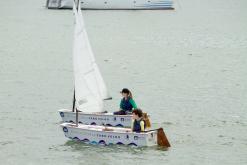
[131,109,145,132]
[113,88,137,115]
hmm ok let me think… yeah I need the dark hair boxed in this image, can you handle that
[132,108,143,118]
[121,88,133,98]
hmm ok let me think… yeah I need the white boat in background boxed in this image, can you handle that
[46,0,174,10]
[60,123,170,147]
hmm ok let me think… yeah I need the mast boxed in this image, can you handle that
[72,0,79,113]
[72,89,75,112]
[77,0,80,11]
[72,0,77,113]
[74,0,79,127]
[76,108,79,127]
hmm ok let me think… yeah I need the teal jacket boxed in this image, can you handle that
[120,97,137,111]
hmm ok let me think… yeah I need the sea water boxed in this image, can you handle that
[0,0,246,164]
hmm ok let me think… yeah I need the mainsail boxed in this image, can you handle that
[77,1,110,100]
[72,1,109,113]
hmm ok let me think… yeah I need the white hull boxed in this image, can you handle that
[59,109,132,127]
[61,123,158,146]
[47,0,174,10]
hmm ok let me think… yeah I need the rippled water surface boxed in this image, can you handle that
[0,0,247,164]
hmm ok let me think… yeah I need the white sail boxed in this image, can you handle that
[72,2,103,112]
[77,1,110,100]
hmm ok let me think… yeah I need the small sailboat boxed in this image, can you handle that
[59,0,171,147]
[61,123,170,147]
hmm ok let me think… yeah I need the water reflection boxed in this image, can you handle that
[64,140,169,153]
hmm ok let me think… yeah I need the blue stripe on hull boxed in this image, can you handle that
[69,137,138,147]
